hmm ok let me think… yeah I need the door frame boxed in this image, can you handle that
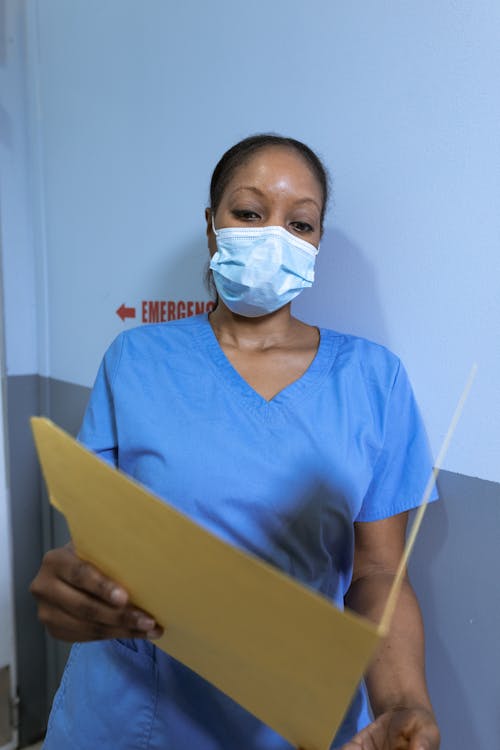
[0,222,19,750]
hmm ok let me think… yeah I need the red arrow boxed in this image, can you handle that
[116,304,136,322]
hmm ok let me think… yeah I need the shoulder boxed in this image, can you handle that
[321,327,402,396]
[105,315,207,361]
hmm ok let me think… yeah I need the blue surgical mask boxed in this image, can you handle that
[209,218,319,317]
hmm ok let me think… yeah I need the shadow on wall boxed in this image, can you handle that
[409,479,486,750]
[141,226,391,340]
[141,232,214,305]
[293,227,390,346]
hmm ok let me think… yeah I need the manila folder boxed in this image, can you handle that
[31,417,381,750]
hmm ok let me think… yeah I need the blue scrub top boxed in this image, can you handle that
[43,314,437,750]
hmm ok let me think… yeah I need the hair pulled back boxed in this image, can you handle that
[209,133,330,229]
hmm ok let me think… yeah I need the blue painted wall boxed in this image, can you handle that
[14,0,499,482]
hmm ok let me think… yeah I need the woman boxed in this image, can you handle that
[31,134,440,749]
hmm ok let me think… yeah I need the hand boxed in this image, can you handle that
[339,706,440,750]
[30,543,164,642]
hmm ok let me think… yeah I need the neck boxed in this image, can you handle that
[208,302,297,350]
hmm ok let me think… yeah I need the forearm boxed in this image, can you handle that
[345,572,433,717]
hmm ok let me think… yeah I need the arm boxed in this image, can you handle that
[30,336,166,643]
[342,512,440,749]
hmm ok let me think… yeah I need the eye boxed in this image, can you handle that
[290,221,314,233]
[232,209,261,221]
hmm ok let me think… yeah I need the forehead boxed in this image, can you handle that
[224,146,322,201]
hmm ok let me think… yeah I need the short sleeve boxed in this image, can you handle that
[77,334,125,467]
[355,360,438,522]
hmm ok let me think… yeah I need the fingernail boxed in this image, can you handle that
[137,616,156,631]
[147,628,163,640]
[110,587,127,605]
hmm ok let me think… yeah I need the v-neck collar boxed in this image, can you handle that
[193,314,338,416]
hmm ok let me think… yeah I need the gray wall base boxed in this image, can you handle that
[6,375,89,746]
[409,472,500,749]
[7,375,45,746]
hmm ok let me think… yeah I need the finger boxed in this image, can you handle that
[55,549,129,606]
[340,732,367,750]
[39,603,163,642]
[44,577,159,631]
[35,547,128,606]
[339,714,393,750]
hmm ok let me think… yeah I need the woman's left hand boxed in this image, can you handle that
[338,706,440,749]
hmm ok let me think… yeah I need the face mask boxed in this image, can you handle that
[209,219,319,317]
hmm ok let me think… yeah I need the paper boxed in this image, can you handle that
[31,366,475,750]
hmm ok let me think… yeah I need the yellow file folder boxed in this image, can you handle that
[31,417,436,750]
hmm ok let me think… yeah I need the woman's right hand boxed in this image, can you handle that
[30,543,164,643]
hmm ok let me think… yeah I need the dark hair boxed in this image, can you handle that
[209,133,330,229]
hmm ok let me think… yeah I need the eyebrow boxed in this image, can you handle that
[229,186,321,212]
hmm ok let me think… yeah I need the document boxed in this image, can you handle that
[31,417,428,750]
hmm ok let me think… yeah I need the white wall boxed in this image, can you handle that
[6,0,500,483]
[0,0,40,377]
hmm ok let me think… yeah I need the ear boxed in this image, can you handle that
[205,207,217,256]
[205,207,213,239]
